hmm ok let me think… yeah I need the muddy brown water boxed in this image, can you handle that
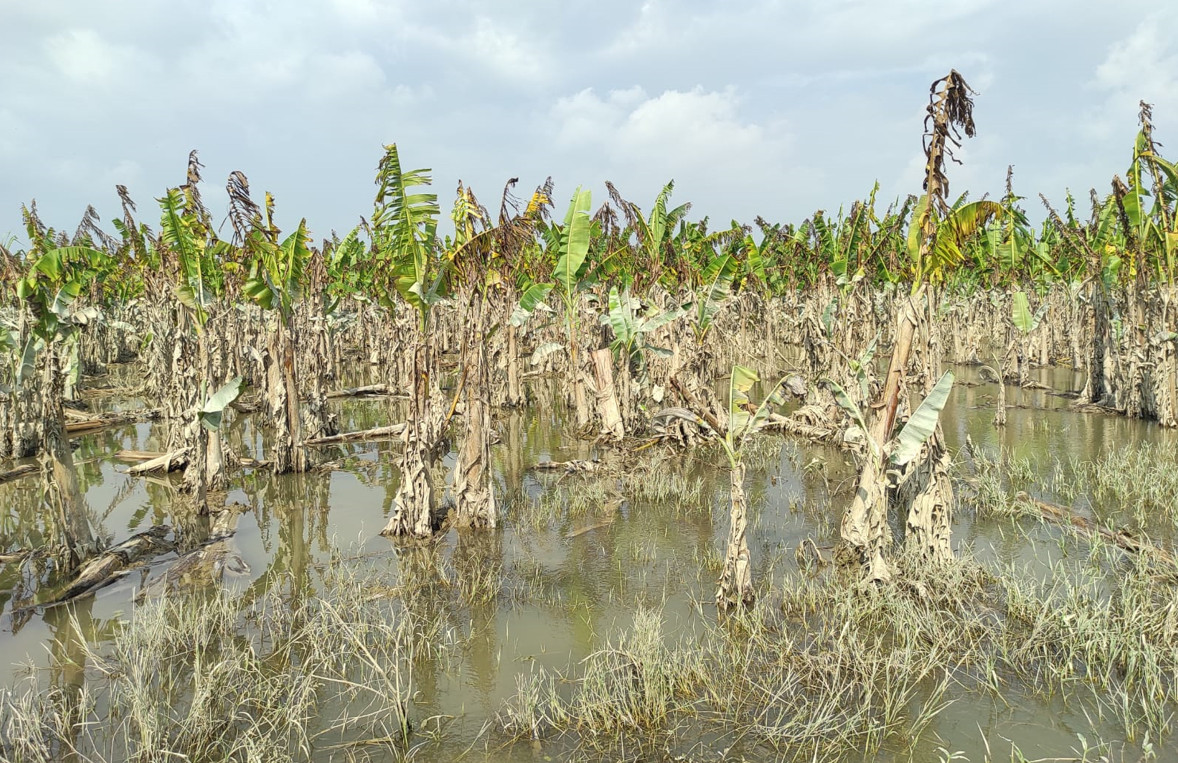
[1,365,1174,761]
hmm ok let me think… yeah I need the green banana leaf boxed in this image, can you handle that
[199,377,246,432]
[890,371,954,467]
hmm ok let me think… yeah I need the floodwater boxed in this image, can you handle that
[1,363,1175,761]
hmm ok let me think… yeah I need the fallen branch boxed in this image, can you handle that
[0,464,38,484]
[1015,491,1176,565]
[303,423,406,446]
[326,384,404,399]
[114,450,168,462]
[532,459,598,474]
[126,448,189,475]
[65,408,158,437]
[43,525,175,606]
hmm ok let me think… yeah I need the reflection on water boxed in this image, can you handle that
[1,366,1173,761]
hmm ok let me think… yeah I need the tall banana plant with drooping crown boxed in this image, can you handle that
[447,180,548,528]
[839,70,982,581]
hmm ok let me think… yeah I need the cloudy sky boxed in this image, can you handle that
[1,0,1175,246]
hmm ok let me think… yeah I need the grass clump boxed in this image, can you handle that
[496,587,953,760]
[0,564,416,762]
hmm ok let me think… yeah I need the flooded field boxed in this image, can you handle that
[6,76,1178,761]
[2,363,1175,762]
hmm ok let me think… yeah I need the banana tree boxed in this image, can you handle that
[592,285,687,437]
[839,70,985,580]
[242,216,336,473]
[832,371,956,575]
[9,243,109,568]
[445,181,547,527]
[156,184,242,507]
[539,187,594,429]
[451,188,498,528]
[370,144,445,539]
[632,181,691,287]
[671,365,785,611]
[683,251,737,345]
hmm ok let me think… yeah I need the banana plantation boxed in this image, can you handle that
[3,71,1178,762]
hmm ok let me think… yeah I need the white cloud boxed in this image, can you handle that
[549,86,794,220]
[329,0,400,25]
[468,18,547,84]
[1091,11,1178,140]
[305,51,388,101]
[553,86,788,168]
[418,16,551,88]
[43,28,139,86]
[603,1,666,56]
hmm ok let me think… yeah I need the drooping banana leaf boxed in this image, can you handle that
[727,364,759,443]
[16,336,43,385]
[890,371,954,467]
[606,286,638,351]
[639,303,687,334]
[825,378,877,460]
[692,252,734,337]
[510,282,554,327]
[744,234,768,284]
[906,194,931,266]
[49,280,83,321]
[1011,291,1033,333]
[727,365,785,448]
[199,377,245,432]
[530,342,565,365]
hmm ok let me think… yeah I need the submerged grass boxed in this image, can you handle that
[972,442,1178,535]
[0,561,427,762]
[494,543,1178,760]
[496,563,957,760]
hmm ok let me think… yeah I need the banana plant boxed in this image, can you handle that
[371,144,443,329]
[829,371,955,468]
[683,251,736,344]
[908,196,1002,287]
[370,145,448,538]
[601,285,685,371]
[549,187,593,337]
[529,187,595,427]
[159,187,232,330]
[1122,110,1178,282]
[632,181,691,285]
[8,242,110,567]
[12,245,110,383]
[243,219,311,322]
[709,365,786,611]
[838,70,978,581]
[240,217,338,474]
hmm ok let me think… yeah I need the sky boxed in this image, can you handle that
[1,0,1176,247]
